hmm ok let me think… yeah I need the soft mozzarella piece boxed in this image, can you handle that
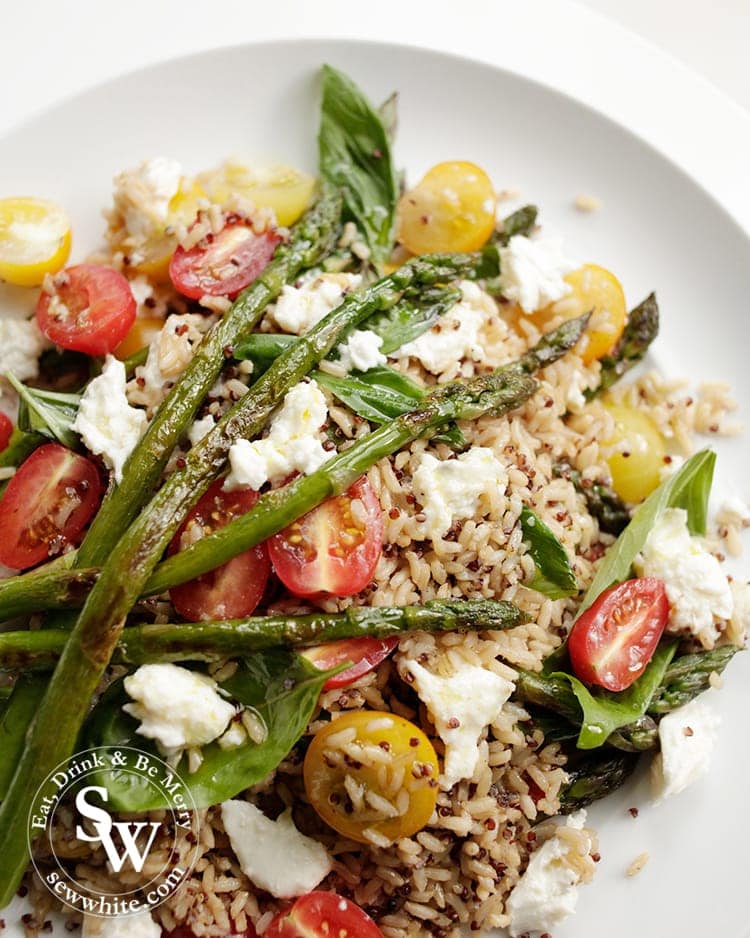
[113,156,182,239]
[273,273,362,335]
[403,659,515,788]
[506,812,592,938]
[498,234,577,313]
[73,355,148,483]
[651,698,720,801]
[82,910,160,938]
[224,379,330,491]
[188,414,216,447]
[0,316,48,382]
[336,329,387,373]
[412,447,508,540]
[123,663,235,756]
[221,800,332,898]
[394,281,490,374]
[634,507,733,645]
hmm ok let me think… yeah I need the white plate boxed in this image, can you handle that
[1,38,748,938]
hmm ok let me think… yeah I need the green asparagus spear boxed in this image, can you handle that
[554,462,631,535]
[586,292,659,399]
[0,250,499,904]
[558,750,639,813]
[496,204,538,244]
[0,315,587,623]
[0,599,527,672]
[648,645,740,714]
[76,189,343,568]
[145,317,587,595]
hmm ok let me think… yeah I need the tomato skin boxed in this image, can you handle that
[169,218,281,300]
[269,478,383,599]
[568,578,670,691]
[168,480,271,622]
[0,443,103,570]
[35,264,136,355]
[265,892,384,938]
[0,413,12,452]
[304,710,439,844]
[302,636,399,690]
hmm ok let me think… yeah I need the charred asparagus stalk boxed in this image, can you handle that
[558,750,639,813]
[554,462,631,535]
[0,599,527,672]
[587,292,659,399]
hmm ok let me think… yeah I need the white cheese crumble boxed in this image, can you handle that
[82,910,160,938]
[123,663,235,757]
[224,379,330,491]
[221,800,332,898]
[651,698,720,802]
[127,314,209,415]
[506,811,592,938]
[113,156,183,240]
[498,235,577,313]
[634,507,733,646]
[188,414,216,447]
[411,447,508,541]
[393,281,490,375]
[81,909,162,938]
[402,659,515,788]
[0,317,48,382]
[336,329,387,373]
[73,355,148,483]
[273,272,362,335]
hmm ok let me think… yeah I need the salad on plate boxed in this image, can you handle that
[0,65,747,938]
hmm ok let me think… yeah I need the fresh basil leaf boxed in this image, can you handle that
[365,285,462,355]
[83,651,339,810]
[378,92,399,145]
[315,365,423,423]
[319,65,399,270]
[315,365,464,449]
[233,333,295,375]
[0,426,45,470]
[520,507,578,599]
[552,640,677,749]
[579,449,716,613]
[5,373,81,449]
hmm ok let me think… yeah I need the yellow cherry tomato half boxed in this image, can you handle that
[397,160,496,255]
[199,161,315,227]
[542,264,627,365]
[113,315,164,361]
[133,179,207,282]
[0,197,71,287]
[304,710,439,845]
[602,402,666,504]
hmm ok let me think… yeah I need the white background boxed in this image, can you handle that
[1,0,749,126]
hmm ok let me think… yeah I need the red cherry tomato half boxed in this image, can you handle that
[302,636,399,690]
[568,577,670,691]
[0,413,12,452]
[169,217,281,300]
[266,892,384,938]
[268,478,383,599]
[35,264,136,355]
[0,443,103,570]
[168,479,271,622]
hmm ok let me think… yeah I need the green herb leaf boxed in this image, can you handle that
[83,651,339,810]
[552,640,677,749]
[520,506,578,599]
[233,333,296,375]
[315,365,464,449]
[319,65,399,270]
[365,285,462,355]
[0,426,45,471]
[579,449,715,613]
[5,373,81,450]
